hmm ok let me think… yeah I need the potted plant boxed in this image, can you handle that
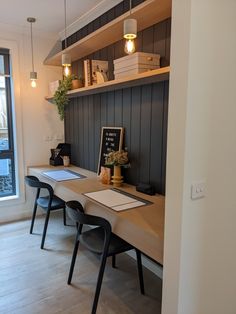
[71,74,83,89]
[53,75,72,120]
[105,150,130,187]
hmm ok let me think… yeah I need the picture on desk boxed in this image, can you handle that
[97,127,124,174]
[42,169,87,182]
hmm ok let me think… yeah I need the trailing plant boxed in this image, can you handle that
[53,75,73,120]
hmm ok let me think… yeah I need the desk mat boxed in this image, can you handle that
[84,188,152,211]
[41,169,87,181]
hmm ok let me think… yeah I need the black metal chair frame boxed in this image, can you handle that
[66,200,144,314]
[25,175,66,249]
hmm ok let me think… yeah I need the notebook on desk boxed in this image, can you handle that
[42,169,86,181]
[84,188,151,211]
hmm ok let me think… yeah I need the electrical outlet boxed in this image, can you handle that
[191,181,206,200]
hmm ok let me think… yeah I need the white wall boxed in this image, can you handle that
[163,1,236,314]
[0,23,63,222]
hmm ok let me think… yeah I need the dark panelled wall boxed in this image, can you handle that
[65,18,171,195]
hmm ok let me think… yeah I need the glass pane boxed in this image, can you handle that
[0,158,14,197]
[0,78,9,150]
[0,55,4,74]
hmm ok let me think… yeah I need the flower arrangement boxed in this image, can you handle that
[105,150,129,167]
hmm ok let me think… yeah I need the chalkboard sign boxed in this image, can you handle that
[97,127,124,174]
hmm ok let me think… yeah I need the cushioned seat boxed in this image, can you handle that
[25,175,66,249]
[37,195,65,210]
[80,227,133,255]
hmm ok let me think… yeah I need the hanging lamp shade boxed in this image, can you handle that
[62,52,71,66]
[123,18,137,39]
[27,17,37,88]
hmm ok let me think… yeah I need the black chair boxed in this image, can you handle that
[66,200,144,314]
[25,175,66,249]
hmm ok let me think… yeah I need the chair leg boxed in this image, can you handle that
[112,255,116,268]
[135,249,145,295]
[41,210,51,249]
[92,253,108,314]
[68,236,80,285]
[30,201,38,234]
[63,207,67,226]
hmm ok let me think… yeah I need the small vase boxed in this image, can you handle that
[111,165,123,187]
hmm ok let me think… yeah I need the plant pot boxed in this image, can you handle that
[72,79,83,89]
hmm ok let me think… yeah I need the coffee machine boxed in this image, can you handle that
[49,143,71,166]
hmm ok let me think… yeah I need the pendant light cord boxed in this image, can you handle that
[129,0,132,15]
[64,0,67,51]
[30,22,34,72]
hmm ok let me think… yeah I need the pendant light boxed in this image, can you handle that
[27,17,37,88]
[62,0,71,77]
[123,0,137,54]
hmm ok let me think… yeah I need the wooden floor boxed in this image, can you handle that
[0,212,162,314]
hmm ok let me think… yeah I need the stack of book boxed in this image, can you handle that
[84,59,108,87]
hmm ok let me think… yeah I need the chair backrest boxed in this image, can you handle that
[66,200,112,247]
[25,175,54,200]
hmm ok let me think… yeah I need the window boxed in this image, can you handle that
[0,48,16,197]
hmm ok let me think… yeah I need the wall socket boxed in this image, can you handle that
[191,181,206,200]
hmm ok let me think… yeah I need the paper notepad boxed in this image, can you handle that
[42,170,86,182]
[84,189,147,211]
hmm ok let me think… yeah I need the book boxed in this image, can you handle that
[84,59,108,86]
[84,59,92,87]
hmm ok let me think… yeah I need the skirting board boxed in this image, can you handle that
[126,251,163,279]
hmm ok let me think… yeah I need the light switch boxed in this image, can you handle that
[191,181,206,200]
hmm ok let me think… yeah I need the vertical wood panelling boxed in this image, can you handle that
[114,90,123,125]
[149,82,164,191]
[161,81,169,194]
[78,98,84,167]
[65,18,171,194]
[83,97,89,169]
[88,95,95,171]
[129,86,141,185]
[94,94,101,172]
[107,92,115,126]
[142,26,154,53]
[139,85,152,183]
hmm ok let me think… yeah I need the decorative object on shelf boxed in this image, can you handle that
[123,0,137,55]
[84,59,108,87]
[99,166,111,184]
[114,52,160,79]
[105,149,130,187]
[62,0,71,77]
[71,75,83,89]
[27,17,37,88]
[53,75,72,120]
[49,80,60,96]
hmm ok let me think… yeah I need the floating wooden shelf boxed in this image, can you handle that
[44,0,171,66]
[45,66,170,101]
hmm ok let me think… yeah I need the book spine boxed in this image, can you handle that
[84,59,92,87]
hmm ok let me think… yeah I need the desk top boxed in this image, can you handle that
[28,165,165,264]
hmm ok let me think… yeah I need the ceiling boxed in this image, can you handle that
[0,0,113,36]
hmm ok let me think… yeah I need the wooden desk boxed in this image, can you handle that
[28,165,165,265]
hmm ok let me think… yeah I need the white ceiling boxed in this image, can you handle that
[0,0,117,36]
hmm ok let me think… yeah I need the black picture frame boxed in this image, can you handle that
[97,127,124,174]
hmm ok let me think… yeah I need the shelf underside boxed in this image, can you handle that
[44,0,172,66]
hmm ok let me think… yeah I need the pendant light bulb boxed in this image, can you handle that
[31,79,37,88]
[124,39,136,54]
[64,65,70,77]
